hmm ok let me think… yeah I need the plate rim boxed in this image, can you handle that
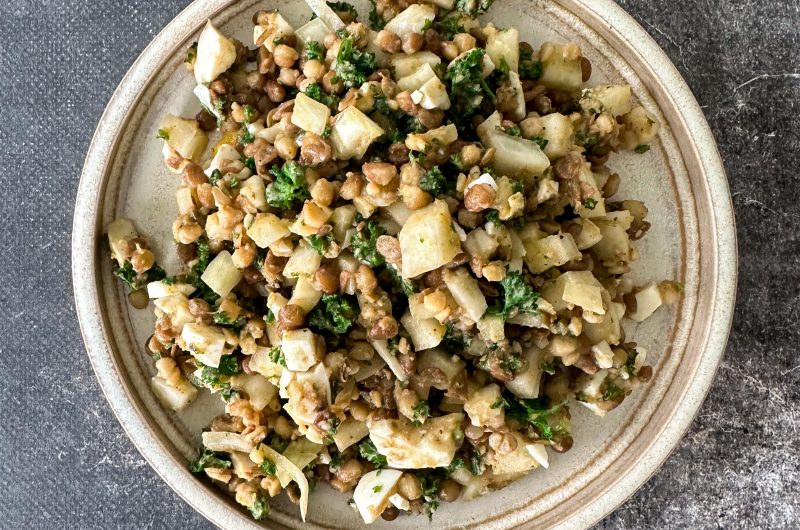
[71,0,737,528]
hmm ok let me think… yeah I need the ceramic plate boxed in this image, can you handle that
[72,1,736,528]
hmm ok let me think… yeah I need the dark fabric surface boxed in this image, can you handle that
[0,1,797,528]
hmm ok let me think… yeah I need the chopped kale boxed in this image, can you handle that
[359,439,388,468]
[503,396,562,440]
[455,0,495,17]
[266,161,309,210]
[242,156,256,173]
[490,270,540,320]
[447,457,466,474]
[387,265,416,296]
[371,85,422,142]
[304,81,341,111]
[327,1,357,15]
[519,46,543,80]
[433,15,466,40]
[418,470,444,519]
[541,361,556,375]
[305,41,325,61]
[351,219,386,267]
[334,35,377,89]
[189,449,232,473]
[308,294,358,335]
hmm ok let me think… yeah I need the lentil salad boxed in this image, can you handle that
[107,0,681,523]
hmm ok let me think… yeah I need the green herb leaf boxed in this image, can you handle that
[266,161,309,210]
[634,143,651,154]
[308,294,357,335]
[419,166,448,196]
[412,401,430,426]
[359,439,388,468]
[351,219,386,267]
[454,0,495,17]
[335,35,377,89]
[307,233,333,255]
[268,347,286,367]
[368,0,386,30]
[156,128,170,141]
[189,450,232,473]
[445,48,494,130]
[260,459,277,476]
[304,40,325,61]
[250,492,270,520]
[491,270,540,320]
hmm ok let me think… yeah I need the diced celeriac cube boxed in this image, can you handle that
[488,432,540,478]
[389,51,442,78]
[180,322,228,367]
[542,271,606,315]
[238,176,267,211]
[107,218,137,265]
[159,114,208,163]
[405,123,458,152]
[353,469,404,524]
[146,281,196,299]
[283,241,322,278]
[194,20,237,84]
[538,41,583,92]
[329,106,384,160]
[253,12,294,52]
[291,92,331,136]
[371,340,409,382]
[368,413,464,469]
[246,213,291,248]
[573,218,602,250]
[287,274,322,313]
[229,374,278,411]
[464,384,505,428]
[523,233,582,274]
[412,76,451,110]
[281,328,321,371]
[203,143,240,177]
[200,250,241,298]
[505,346,546,399]
[248,346,284,383]
[485,26,520,73]
[384,4,436,35]
[442,267,487,322]
[333,418,369,452]
[580,84,633,117]
[294,17,332,47]
[150,376,197,411]
[284,363,332,425]
[402,309,446,352]
[504,71,526,121]
[398,199,461,279]
[153,293,194,330]
[627,282,664,322]
[416,350,466,388]
[396,62,438,92]
[477,112,550,177]
[477,313,505,343]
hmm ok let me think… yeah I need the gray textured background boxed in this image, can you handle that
[0,0,798,528]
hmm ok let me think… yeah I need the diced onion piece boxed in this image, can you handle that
[194,20,237,84]
[353,469,403,524]
[150,376,197,411]
[329,106,384,160]
[250,444,311,521]
[384,4,435,35]
[147,281,196,299]
[292,92,331,136]
[368,414,463,469]
[180,322,228,367]
[200,250,241,298]
[333,418,369,452]
[193,84,222,123]
[107,218,137,265]
[505,71,526,121]
[371,340,408,382]
[202,431,257,453]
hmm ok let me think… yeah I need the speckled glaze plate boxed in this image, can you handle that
[72,1,736,528]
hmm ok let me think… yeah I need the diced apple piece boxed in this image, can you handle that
[238,176,267,211]
[194,21,237,84]
[201,250,241,298]
[368,414,463,469]
[417,350,466,387]
[573,218,602,250]
[399,199,461,278]
[619,105,661,150]
[329,106,384,160]
[292,92,331,136]
[523,233,582,274]
[538,41,583,92]
[353,469,404,524]
[539,112,574,160]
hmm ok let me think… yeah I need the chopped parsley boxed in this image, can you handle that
[268,347,286,367]
[359,439,388,468]
[250,492,270,520]
[490,270,540,320]
[419,166,448,196]
[503,396,562,440]
[260,459,277,476]
[189,450,232,473]
[412,401,430,426]
[113,261,166,291]
[532,136,549,150]
[305,41,325,61]
[519,46,544,80]
[367,0,385,30]
[156,128,169,141]
[334,35,377,89]
[583,198,597,209]
[185,42,197,64]
[208,169,224,186]
[304,81,341,111]
[603,382,625,401]
[634,143,651,154]
[447,457,466,474]
[351,219,386,267]
[372,485,383,493]
[445,48,495,130]
[212,311,247,330]
[307,233,333,255]
[308,294,357,335]
[266,161,309,210]
[455,0,495,17]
